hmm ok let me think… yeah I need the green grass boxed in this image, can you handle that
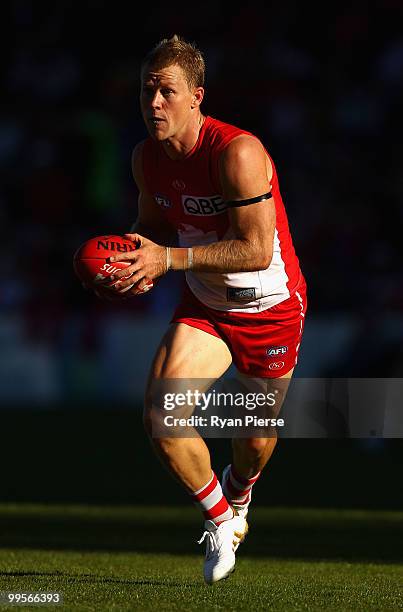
[0,505,401,611]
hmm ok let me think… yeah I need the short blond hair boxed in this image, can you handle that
[141,35,205,90]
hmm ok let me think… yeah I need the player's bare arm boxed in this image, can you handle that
[111,135,275,287]
[183,134,275,272]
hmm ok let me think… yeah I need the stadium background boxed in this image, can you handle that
[1,1,402,509]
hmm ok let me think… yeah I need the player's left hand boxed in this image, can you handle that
[108,233,167,291]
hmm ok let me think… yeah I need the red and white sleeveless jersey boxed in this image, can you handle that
[142,115,303,312]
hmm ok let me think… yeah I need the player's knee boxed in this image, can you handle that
[143,392,171,439]
[242,437,276,456]
[143,383,162,435]
[153,436,177,457]
[143,406,164,438]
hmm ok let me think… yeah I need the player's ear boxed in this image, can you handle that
[191,87,204,108]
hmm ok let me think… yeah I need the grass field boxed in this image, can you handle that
[0,504,402,611]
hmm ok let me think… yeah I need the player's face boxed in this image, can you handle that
[140,63,197,141]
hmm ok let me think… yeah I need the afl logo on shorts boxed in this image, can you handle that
[182,194,227,216]
[155,194,172,209]
[268,361,285,371]
[267,345,288,356]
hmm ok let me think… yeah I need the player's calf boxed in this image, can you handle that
[222,463,260,519]
[222,437,276,518]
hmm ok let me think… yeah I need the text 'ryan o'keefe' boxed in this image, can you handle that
[163,415,285,428]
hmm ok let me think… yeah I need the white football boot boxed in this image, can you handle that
[197,512,248,585]
[221,464,252,519]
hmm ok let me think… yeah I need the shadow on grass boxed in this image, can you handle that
[0,507,402,564]
[0,571,190,587]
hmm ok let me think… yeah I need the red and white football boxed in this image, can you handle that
[73,234,154,295]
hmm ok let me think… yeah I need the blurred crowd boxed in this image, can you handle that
[1,0,403,381]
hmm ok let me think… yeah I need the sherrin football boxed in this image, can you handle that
[73,234,154,295]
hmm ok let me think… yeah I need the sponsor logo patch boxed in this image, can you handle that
[268,361,285,370]
[266,345,288,357]
[155,194,172,208]
[182,194,226,216]
[227,287,256,302]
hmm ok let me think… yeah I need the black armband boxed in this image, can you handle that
[225,192,273,208]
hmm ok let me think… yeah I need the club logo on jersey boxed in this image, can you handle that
[268,361,285,370]
[172,179,186,191]
[182,194,227,216]
[266,346,288,357]
[155,193,172,209]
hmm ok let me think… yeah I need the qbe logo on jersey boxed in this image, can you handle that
[182,194,227,216]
